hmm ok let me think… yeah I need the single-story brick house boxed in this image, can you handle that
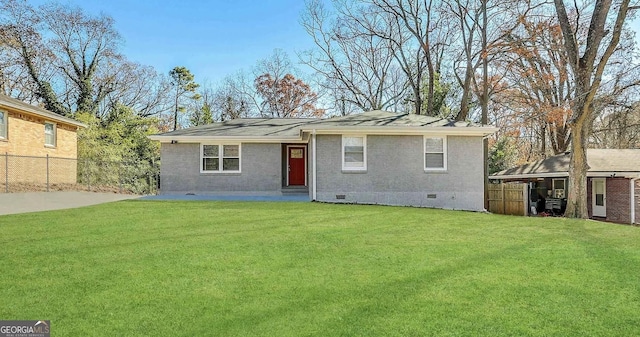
[0,93,86,184]
[490,149,640,224]
[150,111,497,211]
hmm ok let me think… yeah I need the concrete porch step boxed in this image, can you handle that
[281,187,309,194]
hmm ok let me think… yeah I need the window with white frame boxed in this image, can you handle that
[0,111,6,139]
[552,178,565,198]
[424,136,446,170]
[201,144,240,173]
[342,135,366,170]
[44,122,56,147]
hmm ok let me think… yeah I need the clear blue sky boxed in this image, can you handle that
[41,0,317,84]
[31,1,640,85]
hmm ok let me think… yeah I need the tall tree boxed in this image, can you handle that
[0,0,122,116]
[444,0,534,121]
[255,73,325,118]
[367,0,444,116]
[493,4,639,160]
[168,66,200,130]
[103,61,172,118]
[190,83,214,126]
[300,0,407,114]
[210,72,254,121]
[0,0,67,115]
[499,16,574,156]
[42,2,121,114]
[208,49,315,121]
[553,0,636,218]
[592,102,640,148]
[0,18,42,101]
[189,101,213,126]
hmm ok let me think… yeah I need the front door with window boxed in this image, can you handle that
[592,178,606,217]
[287,146,306,186]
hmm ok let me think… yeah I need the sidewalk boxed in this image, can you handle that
[0,192,139,215]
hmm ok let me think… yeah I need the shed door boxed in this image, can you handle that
[287,146,306,186]
[592,178,606,217]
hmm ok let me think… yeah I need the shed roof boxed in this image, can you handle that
[491,149,640,179]
[0,94,86,128]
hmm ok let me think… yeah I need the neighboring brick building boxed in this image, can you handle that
[491,149,640,225]
[0,94,85,184]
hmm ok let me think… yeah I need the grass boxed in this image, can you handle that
[1,200,640,336]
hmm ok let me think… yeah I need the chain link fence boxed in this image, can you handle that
[0,153,159,195]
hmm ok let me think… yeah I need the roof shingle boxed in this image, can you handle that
[154,110,494,139]
[492,149,640,177]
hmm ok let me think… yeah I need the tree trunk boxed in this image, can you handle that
[553,0,632,219]
[425,73,434,116]
[456,70,473,121]
[564,114,590,218]
[414,86,422,115]
[173,86,179,131]
[481,0,489,210]
[541,123,547,156]
[425,56,435,116]
[455,40,475,122]
[77,79,94,114]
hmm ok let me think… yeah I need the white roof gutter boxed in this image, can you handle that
[490,172,569,180]
[490,172,640,180]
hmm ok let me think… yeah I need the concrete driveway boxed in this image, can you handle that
[0,192,139,215]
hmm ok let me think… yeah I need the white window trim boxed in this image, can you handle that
[200,143,241,173]
[424,136,447,171]
[0,110,7,140]
[552,178,566,198]
[44,121,56,147]
[341,135,367,171]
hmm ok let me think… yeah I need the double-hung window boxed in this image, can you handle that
[552,178,565,198]
[424,136,446,171]
[201,144,241,173]
[342,135,366,171]
[44,122,56,147]
[0,111,7,139]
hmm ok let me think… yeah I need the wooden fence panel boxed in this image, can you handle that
[488,184,504,214]
[488,183,528,216]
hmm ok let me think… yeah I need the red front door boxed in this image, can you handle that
[288,146,306,186]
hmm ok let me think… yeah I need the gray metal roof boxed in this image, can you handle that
[0,94,86,128]
[491,149,640,178]
[153,110,493,139]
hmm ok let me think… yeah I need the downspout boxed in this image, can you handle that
[312,129,317,201]
[631,177,638,225]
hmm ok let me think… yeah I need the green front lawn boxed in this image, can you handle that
[1,201,639,336]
